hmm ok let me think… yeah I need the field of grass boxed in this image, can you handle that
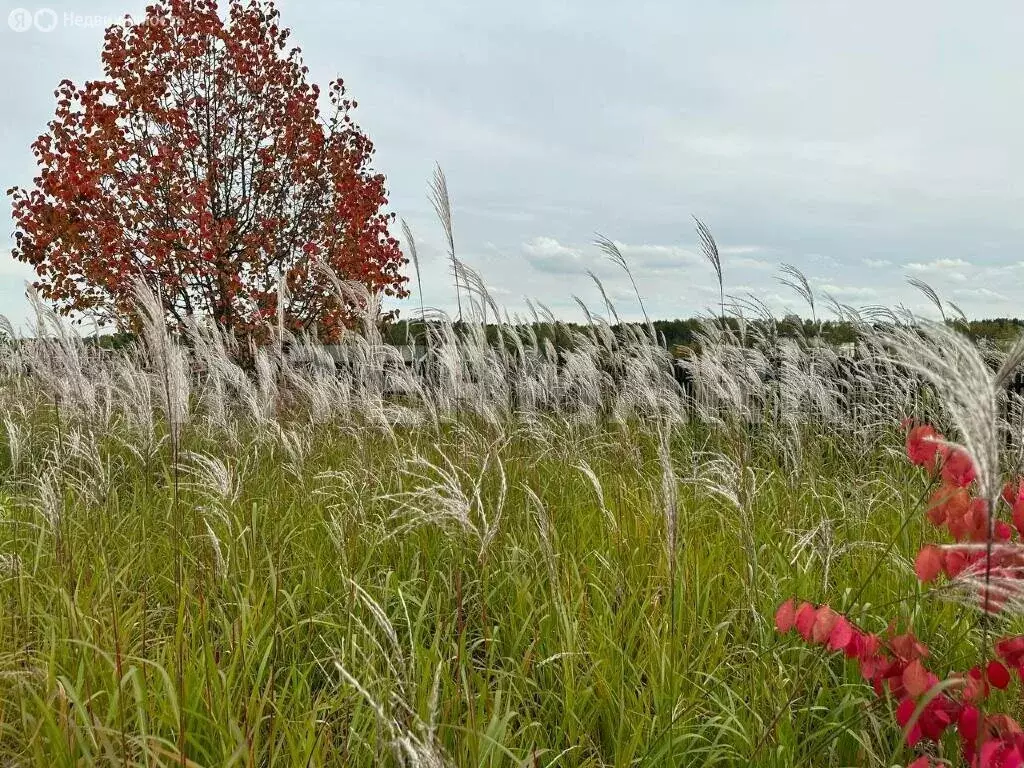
[0,294,1017,766]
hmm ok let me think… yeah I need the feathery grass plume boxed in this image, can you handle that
[949,300,969,328]
[694,216,725,328]
[786,515,882,592]
[879,318,1024,504]
[401,218,427,323]
[778,263,816,325]
[455,260,502,329]
[656,418,679,564]
[329,574,452,767]
[907,277,947,323]
[61,427,119,509]
[595,234,654,341]
[3,417,26,476]
[201,518,227,582]
[132,279,190,431]
[333,659,452,768]
[0,552,20,577]
[824,293,862,326]
[180,451,239,508]
[576,459,616,533]
[23,287,97,421]
[0,312,17,343]
[586,270,622,326]
[428,164,462,323]
[33,464,63,535]
[736,292,778,326]
[686,321,769,425]
[382,447,506,561]
[522,483,559,585]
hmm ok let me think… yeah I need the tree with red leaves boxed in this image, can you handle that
[8,0,407,343]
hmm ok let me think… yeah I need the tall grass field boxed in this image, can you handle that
[0,279,1021,767]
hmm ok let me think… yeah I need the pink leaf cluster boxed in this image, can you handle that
[772,421,1024,766]
[776,600,1024,765]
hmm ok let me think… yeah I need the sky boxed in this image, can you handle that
[2,0,1024,328]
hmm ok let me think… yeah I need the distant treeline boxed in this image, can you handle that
[382,317,1024,352]
[37,317,1024,354]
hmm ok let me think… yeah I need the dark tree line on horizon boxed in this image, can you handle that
[381,316,1024,353]
[13,316,1024,357]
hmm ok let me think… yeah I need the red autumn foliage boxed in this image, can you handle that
[772,421,1024,766]
[987,660,1011,690]
[996,636,1024,671]
[1003,480,1024,537]
[915,545,943,583]
[775,600,1024,765]
[907,423,943,470]
[942,446,979,489]
[7,0,407,343]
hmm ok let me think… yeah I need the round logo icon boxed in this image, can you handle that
[33,8,58,32]
[8,8,33,32]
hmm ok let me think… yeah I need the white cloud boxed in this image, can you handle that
[815,283,880,300]
[952,287,1008,300]
[728,256,774,271]
[905,258,972,272]
[721,245,765,256]
[522,237,586,274]
[610,242,700,272]
[806,253,839,267]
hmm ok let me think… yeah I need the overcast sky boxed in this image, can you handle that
[2,0,1024,327]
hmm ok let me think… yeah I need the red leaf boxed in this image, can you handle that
[988,659,1011,689]
[914,546,943,583]
[794,602,816,641]
[943,548,969,578]
[811,606,839,645]
[827,616,854,652]
[1014,500,1024,537]
[895,697,922,746]
[959,704,979,742]
[774,599,796,633]
[895,696,916,727]
[996,636,1024,668]
[906,424,941,467]
[941,447,976,487]
[903,659,930,697]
